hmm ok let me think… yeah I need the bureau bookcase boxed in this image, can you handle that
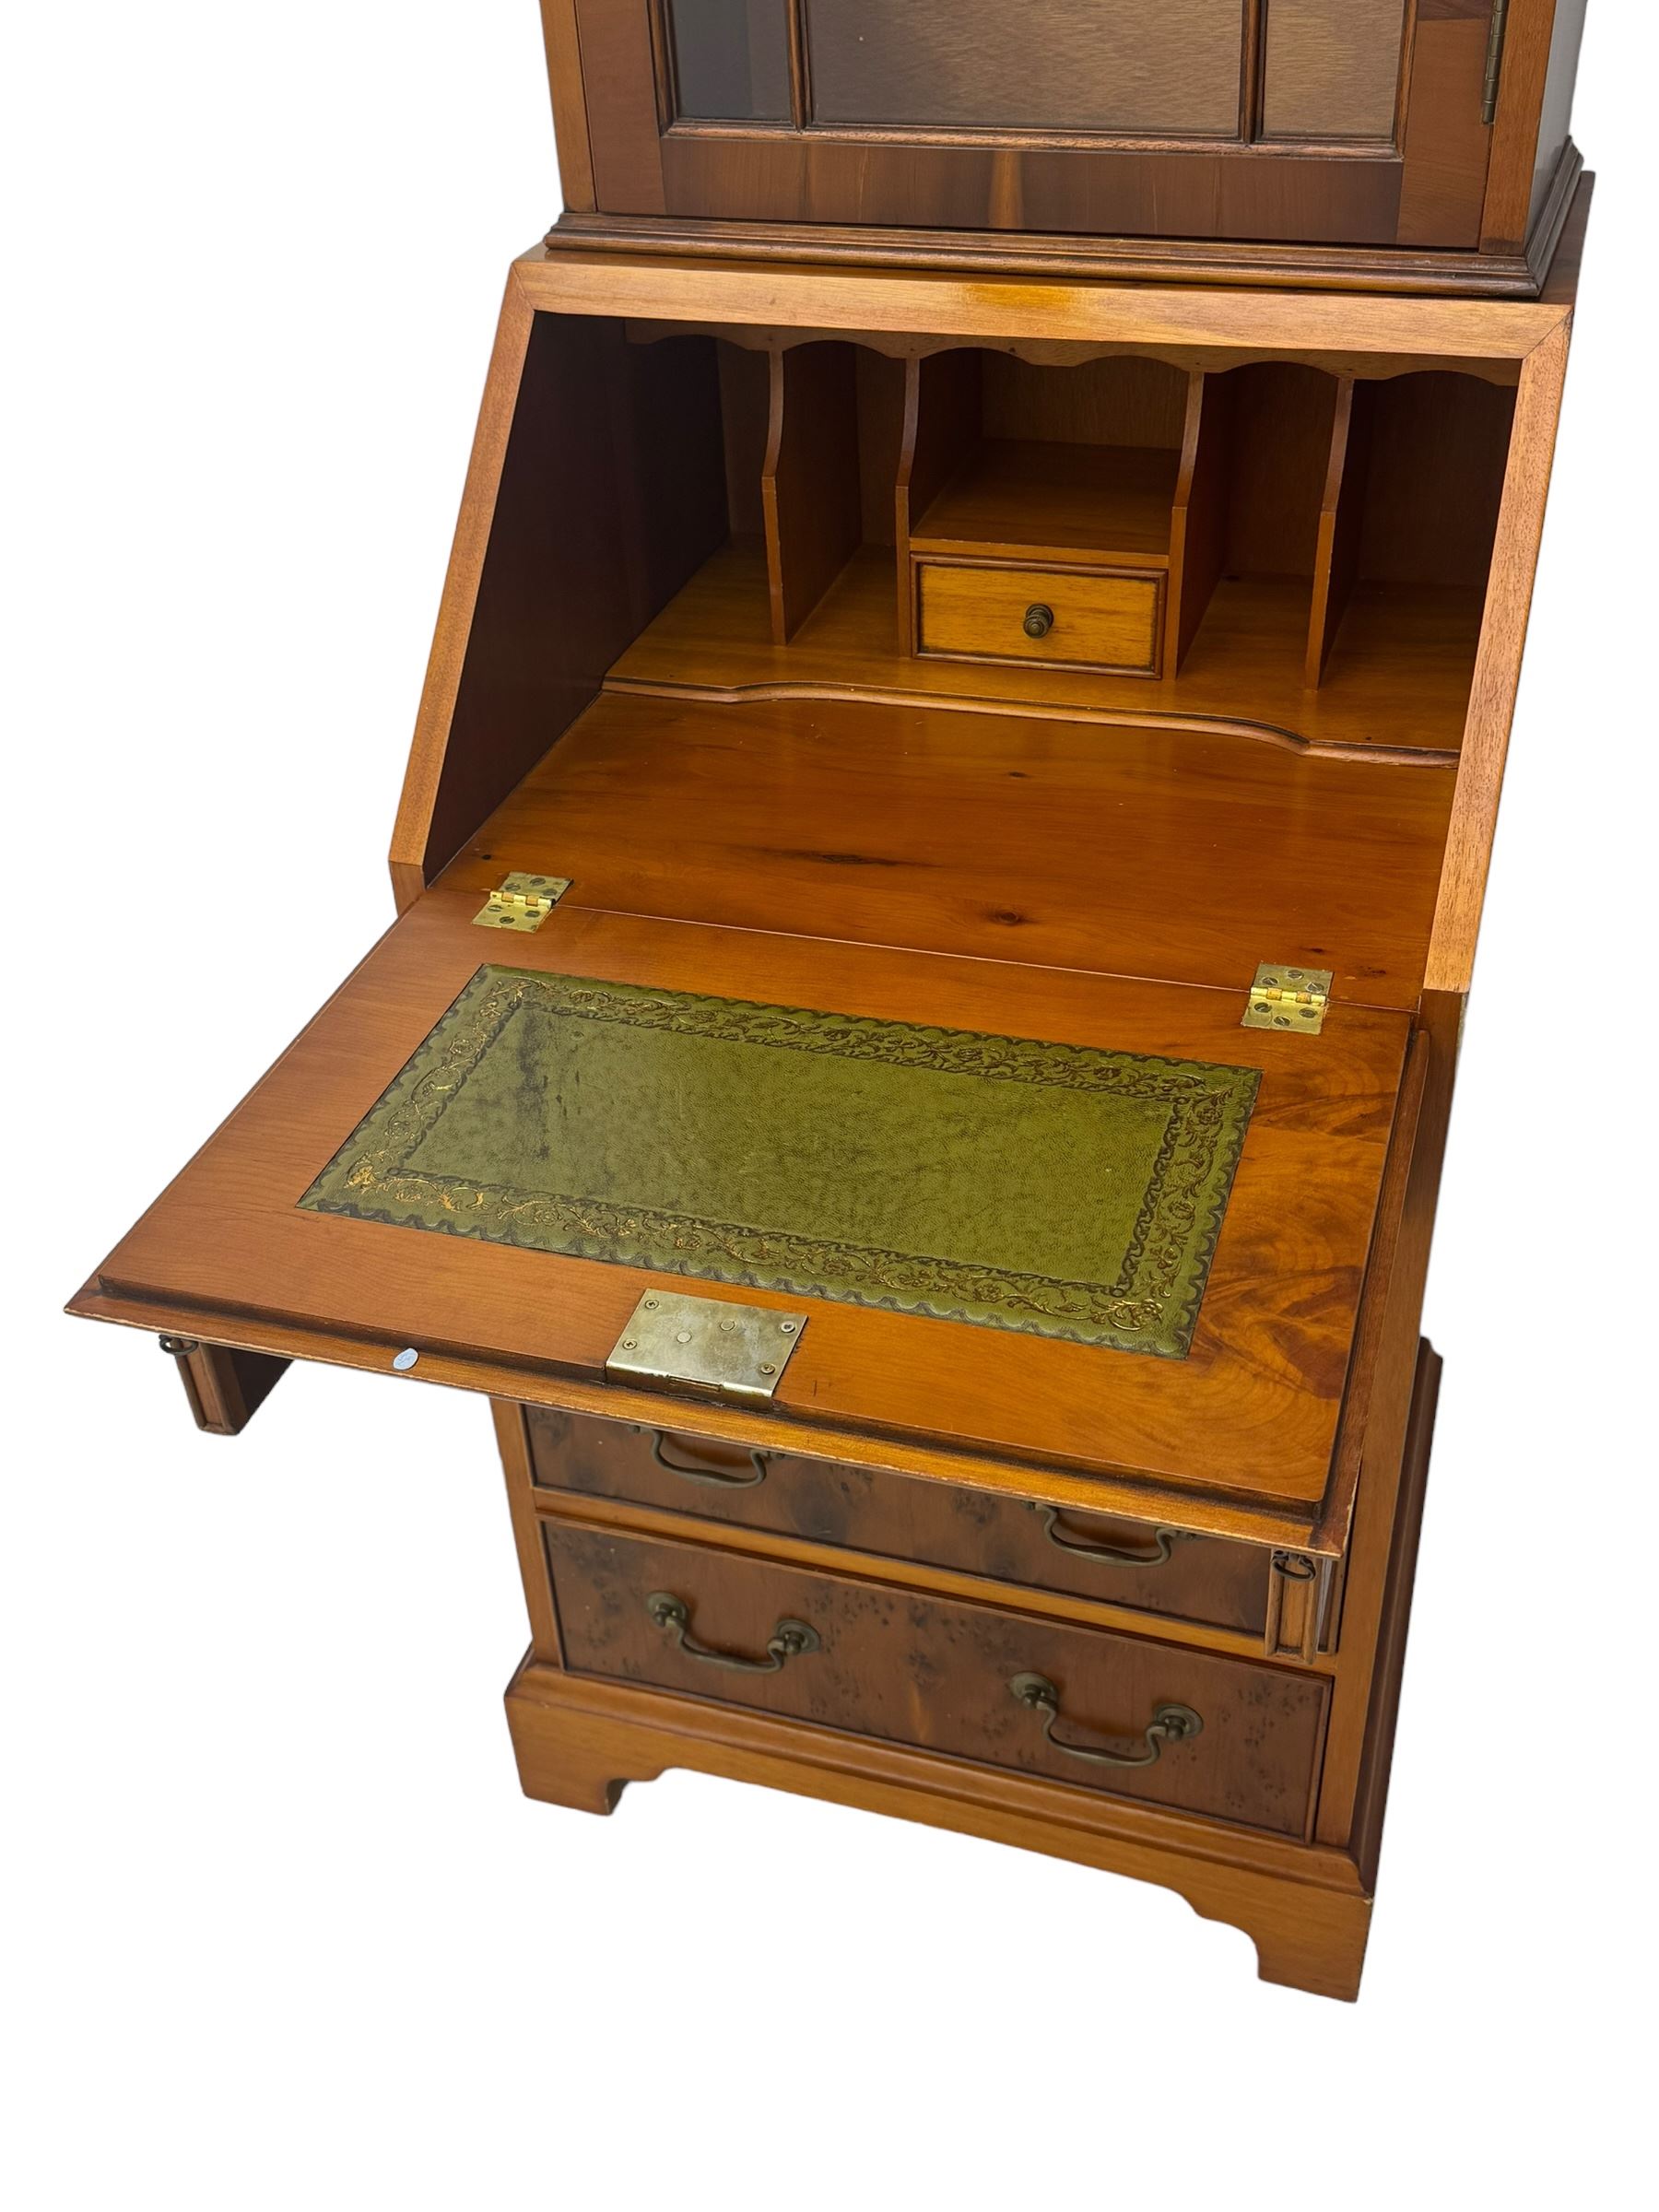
[71,3,1591,1997]
[547,0,1589,288]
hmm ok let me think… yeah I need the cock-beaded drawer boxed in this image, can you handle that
[526,1408,1273,1639]
[544,1521,1327,1838]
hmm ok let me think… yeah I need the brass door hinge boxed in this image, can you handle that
[1241,962,1332,1035]
[472,872,571,933]
[1482,0,1512,124]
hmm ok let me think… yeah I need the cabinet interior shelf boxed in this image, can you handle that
[609,543,1482,759]
[696,332,1513,743]
[909,440,1180,566]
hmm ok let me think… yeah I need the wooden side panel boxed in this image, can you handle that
[390,272,536,912]
[1314,994,1459,1841]
[1481,0,1587,252]
[1526,0,1588,232]
[1166,370,1233,673]
[1305,376,1375,686]
[762,342,863,642]
[1312,1030,1432,1566]
[895,350,982,651]
[855,350,908,549]
[1351,1341,1441,1890]
[1222,363,1340,580]
[1395,3,1496,249]
[399,313,728,889]
[717,339,770,537]
[571,0,667,212]
[537,0,596,210]
[1426,318,1571,993]
[1357,372,1515,588]
[608,333,734,614]
[898,350,982,524]
[492,1399,563,1662]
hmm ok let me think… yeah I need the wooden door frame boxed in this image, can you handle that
[538,0,1583,296]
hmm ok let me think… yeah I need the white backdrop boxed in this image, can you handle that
[4,6,1653,2206]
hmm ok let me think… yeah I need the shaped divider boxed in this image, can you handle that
[625,330,1500,754]
[762,342,863,643]
[1165,371,1232,674]
[1307,379,1376,687]
[1304,370,1517,692]
[894,352,982,652]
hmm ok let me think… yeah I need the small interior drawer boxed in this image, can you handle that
[546,1522,1325,1837]
[917,560,1163,675]
[526,1408,1271,1637]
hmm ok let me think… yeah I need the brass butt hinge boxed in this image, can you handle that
[1482,0,1512,125]
[472,872,571,933]
[1241,962,1332,1035]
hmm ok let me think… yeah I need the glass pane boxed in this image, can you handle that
[669,0,792,122]
[1262,0,1409,140]
[805,0,1246,136]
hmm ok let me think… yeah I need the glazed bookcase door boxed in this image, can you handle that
[576,0,1500,247]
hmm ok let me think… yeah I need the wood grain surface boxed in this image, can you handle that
[911,440,1180,564]
[506,1659,1374,1994]
[609,541,1481,755]
[1481,0,1588,251]
[1261,0,1409,142]
[1427,313,1572,990]
[762,340,863,640]
[545,1520,1328,1835]
[916,560,1163,675]
[543,0,1583,268]
[526,1406,1275,1637]
[544,194,1570,300]
[442,688,1455,1003]
[85,888,1410,1510]
[515,248,1569,371]
[802,0,1246,137]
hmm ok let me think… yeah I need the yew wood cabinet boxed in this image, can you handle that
[71,16,1591,2002]
[546,0,1589,295]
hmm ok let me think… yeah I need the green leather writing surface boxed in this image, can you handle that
[300,968,1259,1356]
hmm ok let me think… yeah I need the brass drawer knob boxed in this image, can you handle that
[1022,602,1054,639]
[1010,1672,1203,1769]
[647,1591,820,1673]
[1029,1504,1182,1566]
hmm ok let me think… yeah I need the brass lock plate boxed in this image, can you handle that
[606,1290,807,1402]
